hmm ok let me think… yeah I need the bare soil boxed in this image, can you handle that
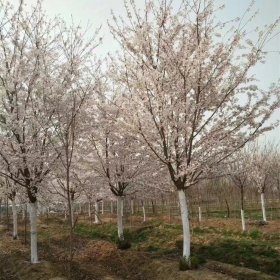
[0,216,279,280]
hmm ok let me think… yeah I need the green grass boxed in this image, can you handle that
[74,220,280,277]
[248,229,262,239]
[192,239,280,276]
[74,223,118,241]
[177,226,280,277]
[200,207,280,220]
[74,222,155,244]
[192,226,265,241]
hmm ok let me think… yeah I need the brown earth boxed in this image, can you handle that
[0,217,279,280]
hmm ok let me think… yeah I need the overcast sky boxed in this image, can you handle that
[10,0,280,143]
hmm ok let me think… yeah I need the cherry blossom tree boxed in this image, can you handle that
[76,170,113,224]
[109,0,280,263]
[250,144,278,223]
[84,88,160,240]
[0,0,63,263]
[0,0,100,263]
[228,149,252,231]
[45,32,101,267]
[91,123,151,238]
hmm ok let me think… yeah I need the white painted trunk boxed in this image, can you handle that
[241,209,246,231]
[142,203,146,222]
[121,199,124,217]
[261,192,267,222]
[198,206,202,223]
[94,200,100,224]
[101,200,104,214]
[117,196,124,240]
[131,199,134,215]
[22,204,25,221]
[11,200,18,239]
[178,190,190,260]
[29,202,38,263]
[88,202,91,218]
[110,201,113,214]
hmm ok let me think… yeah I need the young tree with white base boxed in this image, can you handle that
[109,0,280,263]
[0,1,64,263]
[86,91,159,240]
[228,150,252,231]
[251,144,278,223]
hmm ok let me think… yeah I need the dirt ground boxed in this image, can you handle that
[0,216,279,280]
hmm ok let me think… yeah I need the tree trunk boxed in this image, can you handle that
[110,201,114,214]
[198,206,202,223]
[178,190,190,261]
[117,196,124,240]
[241,209,246,231]
[88,201,91,218]
[151,200,156,214]
[225,198,230,218]
[29,202,38,263]
[24,206,27,246]
[101,200,104,215]
[131,199,134,215]
[70,200,74,227]
[260,192,267,222]
[141,200,146,222]
[121,199,124,217]
[11,200,18,239]
[161,194,164,214]
[168,198,171,223]
[240,186,246,231]
[6,197,9,231]
[94,200,100,224]
[46,207,49,225]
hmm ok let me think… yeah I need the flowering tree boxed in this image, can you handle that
[250,144,278,223]
[74,167,113,224]
[43,23,101,268]
[91,125,150,238]
[109,0,280,262]
[0,0,100,263]
[131,170,172,222]
[227,149,252,231]
[0,0,63,263]
[85,89,159,239]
